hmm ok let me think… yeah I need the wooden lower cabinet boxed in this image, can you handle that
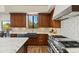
[26,34,48,45]
[27,46,48,53]
[17,34,48,53]
[26,34,48,53]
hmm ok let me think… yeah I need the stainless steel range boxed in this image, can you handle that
[48,36,68,53]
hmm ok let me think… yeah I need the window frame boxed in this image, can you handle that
[28,14,38,28]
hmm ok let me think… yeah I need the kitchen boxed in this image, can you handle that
[0,5,79,53]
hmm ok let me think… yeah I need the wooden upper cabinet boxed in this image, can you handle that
[38,13,50,27]
[51,20,61,28]
[49,9,61,28]
[10,13,26,27]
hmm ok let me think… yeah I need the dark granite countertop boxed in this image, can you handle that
[51,35,67,38]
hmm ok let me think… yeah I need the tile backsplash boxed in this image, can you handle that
[10,27,61,34]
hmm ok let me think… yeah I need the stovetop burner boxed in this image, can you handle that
[60,41,79,48]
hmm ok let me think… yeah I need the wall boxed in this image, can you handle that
[5,5,49,13]
[0,6,5,12]
[61,16,78,41]
[0,21,2,31]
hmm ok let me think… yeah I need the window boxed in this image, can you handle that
[2,20,11,31]
[28,15,38,28]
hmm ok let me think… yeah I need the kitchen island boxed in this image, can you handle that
[0,37,28,53]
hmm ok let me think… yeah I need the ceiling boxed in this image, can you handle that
[0,5,54,14]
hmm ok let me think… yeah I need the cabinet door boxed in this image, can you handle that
[26,38,38,45]
[38,13,50,27]
[26,34,48,45]
[51,20,61,28]
[27,46,48,53]
[10,13,26,27]
[37,34,48,45]
[39,46,48,53]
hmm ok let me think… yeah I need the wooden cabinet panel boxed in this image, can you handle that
[27,46,48,53]
[26,38,38,45]
[49,9,61,28]
[51,20,61,28]
[16,34,48,53]
[26,34,48,45]
[38,13,50,27]
[10,13,26,27]
[37,34,48,45]
[25,34,48,53]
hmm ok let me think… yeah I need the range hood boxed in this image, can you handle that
[55,5,79,20]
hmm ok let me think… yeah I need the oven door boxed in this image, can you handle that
[48,40,59,53]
